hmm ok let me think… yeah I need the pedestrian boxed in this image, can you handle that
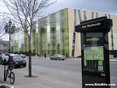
[44,53,46,58]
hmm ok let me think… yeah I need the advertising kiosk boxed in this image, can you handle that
[75,16,112,88]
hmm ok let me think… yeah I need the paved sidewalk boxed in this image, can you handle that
[0,64,80,88]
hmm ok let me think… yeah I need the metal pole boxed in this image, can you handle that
[9,24,11,68]
[9,34,10,54]
[4,65,6,81]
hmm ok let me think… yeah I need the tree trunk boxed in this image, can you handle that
[28,36,32,77]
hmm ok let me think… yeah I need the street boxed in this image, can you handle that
[0,56,117,88]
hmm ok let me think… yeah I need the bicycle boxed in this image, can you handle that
[4,65,15,84]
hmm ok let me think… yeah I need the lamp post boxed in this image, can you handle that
[8,20,12,55]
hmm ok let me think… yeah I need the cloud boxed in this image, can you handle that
[46,0,117,15]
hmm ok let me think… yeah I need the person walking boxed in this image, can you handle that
[44,53,46,58]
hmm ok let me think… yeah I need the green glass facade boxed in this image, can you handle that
[59,9,69,56]
[50,13,57,55]
[10,8,69,56]
[38,20,41,55]
[10,8,116,57]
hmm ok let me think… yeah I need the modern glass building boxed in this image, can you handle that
[10,8,117,57]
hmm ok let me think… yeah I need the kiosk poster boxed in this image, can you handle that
[83,46,104,72]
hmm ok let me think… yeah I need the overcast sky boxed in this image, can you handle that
[0,0,117,41]
[0,0,117,15]
[45,0,117,15]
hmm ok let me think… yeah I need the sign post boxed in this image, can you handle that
[75,16,112,88]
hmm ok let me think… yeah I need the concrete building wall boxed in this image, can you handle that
[68,8,117,57]
[68,8,74,57]
[111,15,117,50]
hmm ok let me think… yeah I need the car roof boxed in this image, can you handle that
[54,54,59,55]
[5,53,19,56]
[10,54,19,56]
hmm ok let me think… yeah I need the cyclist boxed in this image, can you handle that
[7,56,13,77]
[3,54,15,84]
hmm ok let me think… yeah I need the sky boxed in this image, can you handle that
[0,0,117,41]
[0,0,117,15]
[45,0,117,15]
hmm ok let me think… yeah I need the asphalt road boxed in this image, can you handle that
[31,57,82,86]
[30,57,117,88]
[110,61,117,87]
[0,56,117,88]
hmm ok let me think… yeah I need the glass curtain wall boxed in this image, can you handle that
[10,8,69,56]
[11,32,22,54]
[35,21,38,55]
[39,17,48,55]
[31,22,36,54]
[59,9,69,56]
[10,34,13,53]
[38,20,41,55]
[50,13,57,56]
[22,32,29,54]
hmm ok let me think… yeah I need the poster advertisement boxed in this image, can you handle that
[84,46,104,61]
[83,46,104,72]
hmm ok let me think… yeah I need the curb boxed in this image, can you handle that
[67,58,117,62]
[110,59,117,62]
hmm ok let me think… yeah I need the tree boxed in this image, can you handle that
[0,18,9,40]
[3,0,56,77]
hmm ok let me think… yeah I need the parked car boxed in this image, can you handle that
[20,54,26,58]
[9,54,26,68]
[50,54,65,60]
[1,54,26,68]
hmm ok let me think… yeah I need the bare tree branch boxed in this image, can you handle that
[3,0,56,77]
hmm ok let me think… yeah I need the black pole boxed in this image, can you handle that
[8,20,12,67]
[4,65,6,81]
[9,34,10,54]
[9,33,11,67]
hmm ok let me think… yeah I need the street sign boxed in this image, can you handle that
[75,16,112,88]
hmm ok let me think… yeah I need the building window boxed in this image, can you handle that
[72,9,77,57]
[78,10,82,22]
[59,9,69,56]
[84,11,87,21]
[50,13,57,55]
[96,12,98,18]
[91,12,94,19]
[39,18,47,55]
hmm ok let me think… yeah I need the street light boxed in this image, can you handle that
[5,19,16,54]
[8,20,12,54]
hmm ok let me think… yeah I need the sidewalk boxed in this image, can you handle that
[67,57,117,61]
[110,59,117,62]
[0,66,4,83]
[0,64,80,88]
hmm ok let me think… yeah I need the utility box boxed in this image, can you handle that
[75,16,112,88]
